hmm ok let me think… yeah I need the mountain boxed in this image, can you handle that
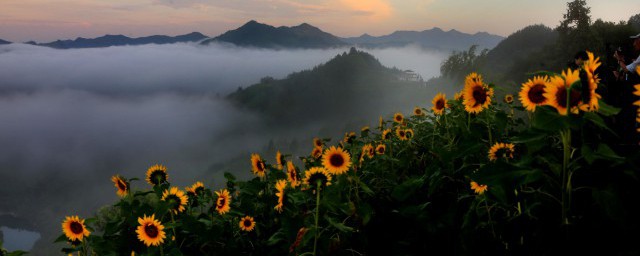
[201,20,347,49]
[38,32,208,49]
[342,27,504,51]
[228,47,436,125]
[0,39,11,45]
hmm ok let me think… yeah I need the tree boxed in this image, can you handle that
[440,45,488,83]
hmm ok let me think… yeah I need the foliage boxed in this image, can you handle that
[440,45,488,83]
[56,49,640,255]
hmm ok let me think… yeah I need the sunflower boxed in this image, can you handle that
[303,167,332,187]
[61,216,90,242]
[251,153,266,178]
[519,76,549,112]
[274,179,287,213]
[286,161,301,188]
[488,142,515,161]
[393,112,404,123]
[322,146,352,175]
[146,164,168,186]
[186,181,205,197]
[111,175,128,197]
[413,107,425,116]
[404,129,414,140]
[275,151,284,170]
[360,144,374,161]
[239,216,256,232]
[579,51,602,112]
[313,137,323,148]
[465,72,483,87]
[378,116,384,130]
[396,127,407,141]
[162,187,188,214]
[376,144,386,155]
[214,189,231,215]
[454,91,463,101]
[504,94,514,104]
[431,93,448,115]
[544,69,582,115]
[382,129,392,140]
[136,214,166,247]
[463,75,494,114]
[361,126,370,133]
[311,146,323,159]
[343,132,356,144]
[470,181,488,195]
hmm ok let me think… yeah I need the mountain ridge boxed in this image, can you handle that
[36,32,208,49]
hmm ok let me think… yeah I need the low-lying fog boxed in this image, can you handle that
[0,42,448,253]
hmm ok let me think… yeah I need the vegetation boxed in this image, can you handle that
[54,47,640,254]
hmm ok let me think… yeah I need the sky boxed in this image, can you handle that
[1,0,638,42]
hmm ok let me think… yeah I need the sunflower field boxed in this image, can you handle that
[56,52,640,255]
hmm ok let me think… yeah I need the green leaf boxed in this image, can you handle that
[266,229,286,246]
[532,106,569,132]
[325,215,354,233]
[595,143,625,162]
[583,112,616,135]
[53,234,68,243]
[224,172,236,182]
[358,180,374,196]
[6,251,29,256]
[511,130,548,143]
[391,176,424,202]
[597,100,621,116]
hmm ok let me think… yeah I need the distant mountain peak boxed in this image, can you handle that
[37,32,208,49]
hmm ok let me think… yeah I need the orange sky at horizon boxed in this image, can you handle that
[0,0,638,42]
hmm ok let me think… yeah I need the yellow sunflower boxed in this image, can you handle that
[274,179,287,213]
[431,93,448,115]
[378,116,384,130]
[276,150,284,170]
[519,76,549,112]
[488,142,515,161]
[321,146,352,175]
[215,189,231,215]
[251,153,266,178]
[313,137,323,148]
[61,216,90,242]
[393,112,404,124]
[361,126,370,133]
[454,91,464,101]
[162,187,188,214]
[404,129,414,140]
[343,132,356,144]
[239,216,256,232]
[462,75,494,114]
[544,69,582,115]
[146,164,168,186]
[136,214,166,247]
[579,51,602,112]
[303,167,332,187]
[286,161,300,188]
[311,146,323,159]
[470,181,488,195]
[465,72,483,87]
[413,107,425,116]
[504,94,514,104]
[111,175,128,197]
[396,127,407,141]
[186,181,205,197]
[382,129,392,140]
[376,144,386,155]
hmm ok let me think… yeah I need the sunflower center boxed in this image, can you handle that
[395,116,401,122]
[528,84,546,104]
[117,180,127,191]
[472,86,487,105]
[145,224,159,238]
[329,154,344,167]
[257,161,265,172]
[289,170,297,181]
[217,198,226,209]
[436,99,445,110]
[377,147,385,154]
[70,222,83,234]
[399,130,406,137]
[167,195,180,209]
[555,86,582,108]
[243,219,252,227]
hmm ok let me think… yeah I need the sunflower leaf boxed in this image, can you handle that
[391,176,425,202]
[53,234,68,243]
[597,100,621,116]
[583,112,617,135]
[6,251,29,256]
[325,215,354,233]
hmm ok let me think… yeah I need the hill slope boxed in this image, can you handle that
[342,27,504,51]
[201,20,347,49]
[0,39,11,45]
[38,32,207,49]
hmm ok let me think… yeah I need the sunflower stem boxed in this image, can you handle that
[160,245,165,256]
[467,112,471,131]
[484,195,496,238]
[170,212,178,245]
[313,181,321,256]
[560,129,572,225]
[487,123,493,146]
